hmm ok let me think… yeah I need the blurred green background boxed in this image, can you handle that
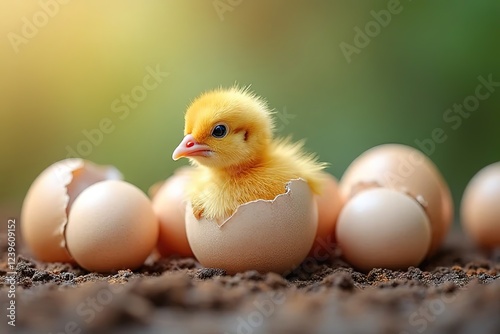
[1,1,499,220]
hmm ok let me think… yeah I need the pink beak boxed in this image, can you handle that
[172,134,213,161]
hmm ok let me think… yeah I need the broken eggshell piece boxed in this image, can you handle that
[186,179,318,275]
[21,159,122,262]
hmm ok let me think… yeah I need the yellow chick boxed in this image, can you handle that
[172,87,326,221]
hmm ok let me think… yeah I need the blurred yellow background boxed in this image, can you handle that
[1,1,499,219]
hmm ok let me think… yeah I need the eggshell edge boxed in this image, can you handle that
[186,178,318,274]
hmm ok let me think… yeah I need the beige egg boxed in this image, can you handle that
[439,174,455,245]
[66,180,159,272]
[461,162,500,250]
[186,179,318,274]
[21,159,122,262]
[337,188,431,271]
[151,168,194,257]
[339,144,452,256]
[309,173,342,258]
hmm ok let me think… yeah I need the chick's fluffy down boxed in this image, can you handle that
[177,87,327,221]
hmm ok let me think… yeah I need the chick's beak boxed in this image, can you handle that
[172,134,213,160]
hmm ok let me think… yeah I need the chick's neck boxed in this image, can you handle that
[211,147,272,179]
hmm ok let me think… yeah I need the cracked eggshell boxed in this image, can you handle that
[186,179,318,275]
[461,162,500,250]
[151,168,194,257]
[21,159,122,262]
[337,188,431,271]
[339,144,452,256]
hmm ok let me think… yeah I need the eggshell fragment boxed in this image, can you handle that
[66,180,159,272]
[339,144,452,256]
[21,159,122,262]
[151,168,194,257]
[336,188,431,271]
[461,162,500,250]
[309,173,342,257]
[186,179,318,274]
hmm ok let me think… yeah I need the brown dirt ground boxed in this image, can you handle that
[1,222,499,334]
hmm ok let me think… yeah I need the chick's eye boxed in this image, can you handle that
[211,124,227,138]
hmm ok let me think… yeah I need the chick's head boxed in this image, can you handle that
[173,87,274,169]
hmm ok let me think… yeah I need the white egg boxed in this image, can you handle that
[66,180,159,272]
[336,188,431,271]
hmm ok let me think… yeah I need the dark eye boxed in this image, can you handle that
[211,124,227,138]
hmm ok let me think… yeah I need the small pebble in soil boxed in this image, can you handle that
[196,268,227,279]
